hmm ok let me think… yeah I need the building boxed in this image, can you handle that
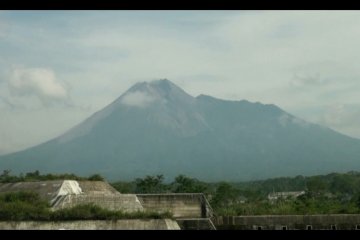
[267,191,305,201]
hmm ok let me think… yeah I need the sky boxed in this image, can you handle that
[1,10,360,154]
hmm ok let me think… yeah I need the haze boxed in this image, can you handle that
[1,10,360,154]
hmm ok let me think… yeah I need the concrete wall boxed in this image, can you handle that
[0,219,180,230]
[214,215,360,230]
[0,181,120,202]
[137,193,212,218]
[52,193,143,212]
[177,219,216,230]
[0,181,63,201]
[0,181,145,213]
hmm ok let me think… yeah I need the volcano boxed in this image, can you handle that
[1,79,360,181]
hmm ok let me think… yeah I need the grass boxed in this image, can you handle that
[0,192,173,221]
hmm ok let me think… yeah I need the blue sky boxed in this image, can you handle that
[1,10,360,154]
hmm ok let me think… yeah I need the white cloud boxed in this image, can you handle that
[120,91,156,108]
[8,67,68,105]
[290,73,327,88]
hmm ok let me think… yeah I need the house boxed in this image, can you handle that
[267,191,305,201]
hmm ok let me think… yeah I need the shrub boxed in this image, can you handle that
[0,192,172,221]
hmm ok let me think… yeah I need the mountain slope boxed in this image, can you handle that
[1,79,360,181]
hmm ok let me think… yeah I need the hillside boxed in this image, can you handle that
[1,79,360,181]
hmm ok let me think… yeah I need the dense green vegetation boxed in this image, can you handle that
[2,170,360,216]
[0,191,172,221]
[0,170,104,183]
[111,174,210,194]
[0,191,50,221]
[111,171,360,216]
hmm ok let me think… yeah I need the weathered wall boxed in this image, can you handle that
[78,181,120,195]
[0,181,120,201]
[176,219,216,230]
[137,193,212,218]
[52,194,143,212]
[0,181,63,201]
[0,219,180,230]
[214,215,360,230]
[0,181,144,213]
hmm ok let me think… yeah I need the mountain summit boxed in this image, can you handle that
[1,79,360,181]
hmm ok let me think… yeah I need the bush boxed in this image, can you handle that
[0,192,50,221]
[87,174,105,181]
[0,192,172,221]
[52,204,172,220]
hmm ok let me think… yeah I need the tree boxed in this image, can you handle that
[329,174,356,195]
[211,182,240,209]
[25,170,40,180]
[171,175,208,193]
[135,175,166,193]
[0,170,21,183]
[0,170,11,182]
[356,195,360,212]
[87,174,104,181]
[306,177,326,194]
[111,181,135,193]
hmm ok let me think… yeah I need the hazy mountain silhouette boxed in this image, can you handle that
[1,79,360,181]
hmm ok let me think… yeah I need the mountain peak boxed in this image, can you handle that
[149,78,172,87]
[120,79,195,107]
[2,77,360,182]
[128,79,179,94]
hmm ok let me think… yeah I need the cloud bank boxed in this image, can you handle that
[8,67,68,105]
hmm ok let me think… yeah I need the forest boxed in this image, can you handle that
[2,170,360,216]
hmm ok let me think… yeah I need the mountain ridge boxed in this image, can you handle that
[1,79,360,181]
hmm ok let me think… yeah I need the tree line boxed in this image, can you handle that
[0,170,104,183]
[3,170,360,215]
[112,171,360,215]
